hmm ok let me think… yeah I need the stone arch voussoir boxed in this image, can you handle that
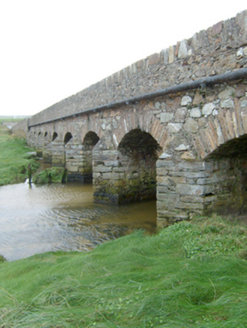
[195,106,247,160]
[115,111,167,151]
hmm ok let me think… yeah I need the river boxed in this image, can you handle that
[0,181,156,261]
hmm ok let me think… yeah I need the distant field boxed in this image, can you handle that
[0,124,39,185]
[0,116,28,123]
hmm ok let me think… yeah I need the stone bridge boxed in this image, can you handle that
[14,10,247,227]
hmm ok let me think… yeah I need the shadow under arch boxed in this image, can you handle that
[204,134,247,215]
[117,128,162,202]
[83,131,100,149]
[52,132,58,141]
[64,132,73,145]
[82,131,100,182]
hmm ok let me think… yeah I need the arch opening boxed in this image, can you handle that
[83,131,100,149]
[52,132,58,141]
[205,135,247,216]
[82,131,100,182]
[117,129,162,202]
[64,132,73,145]
[44,132,48,137]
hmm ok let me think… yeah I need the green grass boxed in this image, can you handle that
[0,215,246,327]
[0,123,39,185]
[32,167,67,184]
[0,118,24,123]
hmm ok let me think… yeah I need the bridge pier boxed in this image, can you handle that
[156,154,247,227]
[156,158,207,227]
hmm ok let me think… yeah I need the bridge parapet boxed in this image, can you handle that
[28,10,247,127]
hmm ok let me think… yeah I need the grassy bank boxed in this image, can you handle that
[0,215,246,327]
[0,122,39,185]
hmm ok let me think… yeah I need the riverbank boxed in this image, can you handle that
[0,215,247,327]
[0,121,39,185]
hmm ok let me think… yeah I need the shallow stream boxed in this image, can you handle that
[0,181,156,261]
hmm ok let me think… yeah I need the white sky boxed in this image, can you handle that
[0,0,246,117]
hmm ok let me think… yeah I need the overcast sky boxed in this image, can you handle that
[0,1,246,117]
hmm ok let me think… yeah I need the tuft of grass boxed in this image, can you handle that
[0,255,6,263]
[0,216,246,327]
[0,124,39,185]
[32,167,67,184]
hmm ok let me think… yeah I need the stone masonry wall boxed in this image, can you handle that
[24,9,247,227]
[11,118,28,137]
[27,76,247,226]
[28,10,247,127]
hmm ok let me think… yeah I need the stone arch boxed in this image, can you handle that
[194,104,247,160]
[52,132,58,141]
[44,132,48,137]
[118,128,162,161]
[64,132,73,145]
[82,131,100,149]
[113,111,168,150]
[203,134,247,215]
[116,128,162,202]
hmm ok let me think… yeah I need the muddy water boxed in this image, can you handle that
[0,182,156,261]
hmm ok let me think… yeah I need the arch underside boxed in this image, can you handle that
[204,135,247,215]
[93,128,162,204]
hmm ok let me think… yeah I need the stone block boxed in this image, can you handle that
[177,161,205,171]
[104,160,119,167]
[93,166,112,173]
[181,96,192,106]
[175,202,204,210]
[177,184,205,196]
[180,196,204,203]
[190,108,202,118]
[175,107,187,122]
[221,98,235,109]
[218,86,235,100]
[202,103,216,115]
[168,123,182,133]
[156,159,175,168]
[66,164,78,172]
[160,112,174,123]
[184,118,199,133]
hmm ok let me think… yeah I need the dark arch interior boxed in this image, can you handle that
[44,132,48,137]
[81,131,100,182]
[82,131,100,149]
[117,129,161,202]
[118,129,161,161]
[205,135,247,215]
[206,135,247,159]
[52,132,58,141]
[38,132,41,136]
[64,132,73,145]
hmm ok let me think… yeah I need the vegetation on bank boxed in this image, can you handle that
[0,122,39,185]
[32,167,67,184]
[0,215,246,327]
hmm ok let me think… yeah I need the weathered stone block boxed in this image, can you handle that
[160,112,174,123]
[176,184,205,196]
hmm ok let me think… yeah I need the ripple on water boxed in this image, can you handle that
[0,182,156,261]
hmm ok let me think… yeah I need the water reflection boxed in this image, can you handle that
[0,182,156,261]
